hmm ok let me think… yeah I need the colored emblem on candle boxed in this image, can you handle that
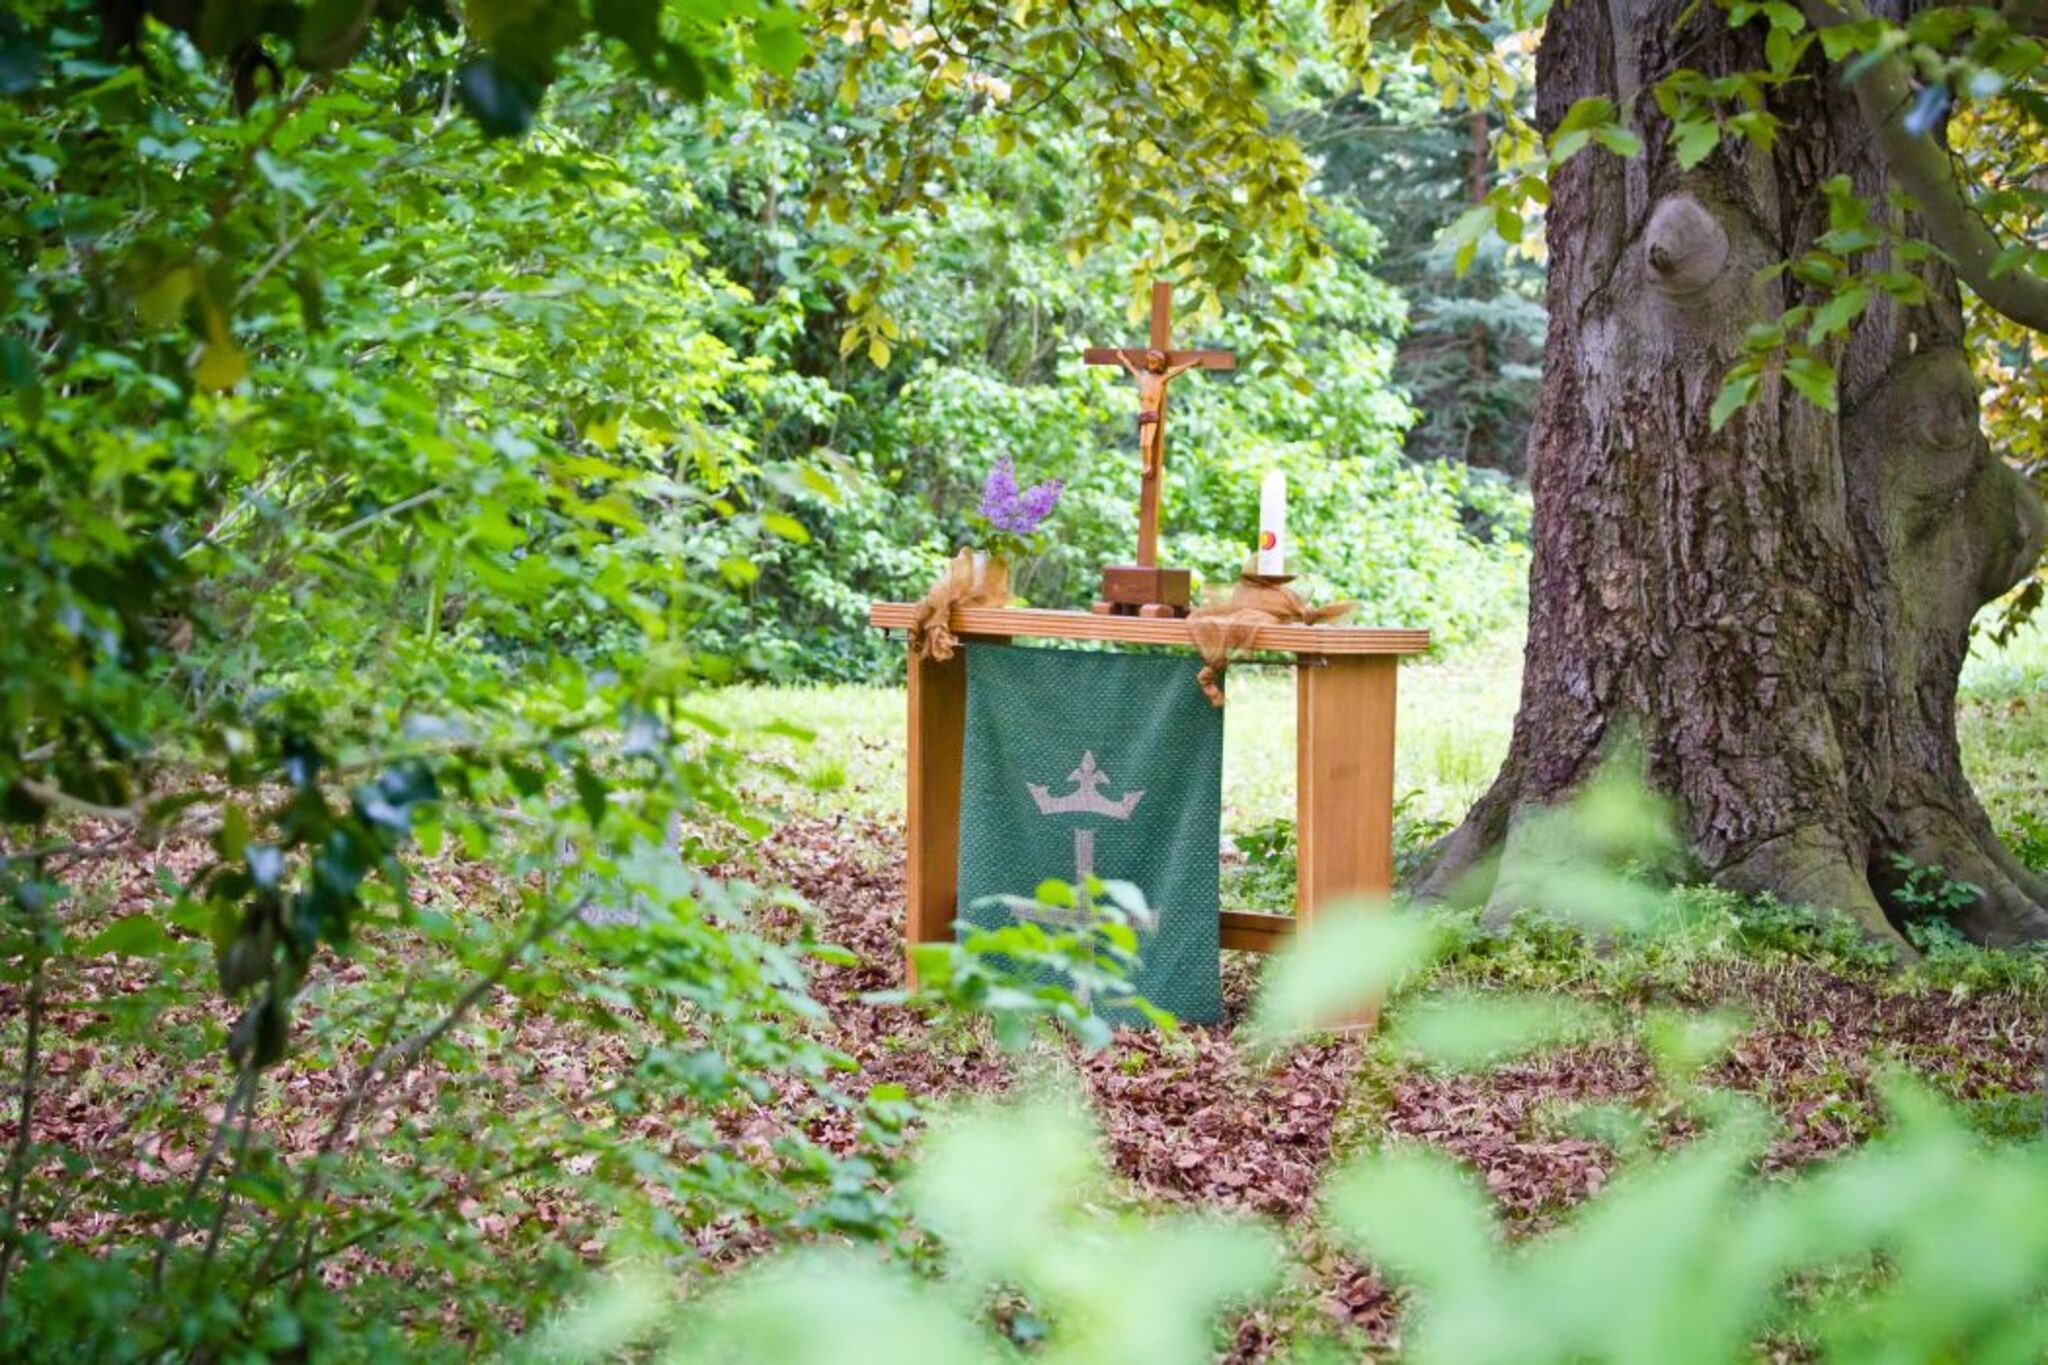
[1256,470,1287,575]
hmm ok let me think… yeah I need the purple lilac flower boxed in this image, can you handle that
[978,457,1063,536]
[979,456,1019,523]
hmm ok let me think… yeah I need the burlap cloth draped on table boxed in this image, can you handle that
[1188,570,1353,705]
[909,549,1350,704]
[908,550,1012,661]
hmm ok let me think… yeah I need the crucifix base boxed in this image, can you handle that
[1092,565,1192,619]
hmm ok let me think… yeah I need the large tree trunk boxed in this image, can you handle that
[1414,0,2048,945]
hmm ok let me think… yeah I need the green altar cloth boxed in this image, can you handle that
[956,643,1223,1025]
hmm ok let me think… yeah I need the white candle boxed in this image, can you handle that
[1256,470,1286,575]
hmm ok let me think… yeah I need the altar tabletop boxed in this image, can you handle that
[866,603,1431,656]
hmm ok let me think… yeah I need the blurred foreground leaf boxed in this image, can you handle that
[1387,990,1607,1070]
[1247,899,1445,1047]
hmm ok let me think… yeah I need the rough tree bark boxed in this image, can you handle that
[1412,0,2048,944]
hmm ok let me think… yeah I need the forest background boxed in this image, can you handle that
[5,0,2048,1359]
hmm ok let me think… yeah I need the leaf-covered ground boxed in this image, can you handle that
[7,800,2046,1357]
[729,814,2046,1359]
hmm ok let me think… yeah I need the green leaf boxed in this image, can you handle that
[1641,1008,1747,1083]
[1443,203,1493,279]
[1324,1144,1499,1291]
[1097,879,1148,917]
[574,763,609,827]
[1765,25,1791,71]
[795,461,842,504]
[1805,283,1870,343]
[1817,225,1881,255]
[1783,354,1838,412]
[762,512,810,543]
[583,411,621,450]
[513,1265,678,1360]
[1593,126,1643,157]
[1549,128,1592,162]
[194,338,248,392]
[136,266,196,328]
[1742,319,1788,350]
[1388,990,1607,1070]
[504,762,545,800]
[749,10,806,77]
[1555,96,1619,134]
[218,803,250,862]
[1673,118,1721,168]
[1819,19,1884,60]
[1761,1,1805,32]
[85,914,172,958]
[1033,879,1077,909]
[1247,901,1444,1047]
[1709,367,1761,431]
[1550,96,1639,163]
[1494,203,1524,244]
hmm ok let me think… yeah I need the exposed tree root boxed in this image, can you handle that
[1409,776,2048,953]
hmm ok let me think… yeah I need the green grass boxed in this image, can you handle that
[1959,618,2048,862]
[703,635,1524,835]
[704,615,2048,876]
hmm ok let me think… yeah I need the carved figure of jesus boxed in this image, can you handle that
[1118,347,1204,476]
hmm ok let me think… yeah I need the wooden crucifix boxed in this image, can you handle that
[1085,281,1235,618]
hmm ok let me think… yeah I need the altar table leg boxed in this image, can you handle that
[1296,655,1398,921]
[905,643,967,985]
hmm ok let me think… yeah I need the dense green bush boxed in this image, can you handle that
[648,82,1531,680]
[0,7,1521,1349]
[0,17,891,1355]
[686,176,1532,680]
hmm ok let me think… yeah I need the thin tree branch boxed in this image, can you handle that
[0,890,52,1310]
[194,1077,261,1286]
[241,894,584,1303]
[1806,0,2048,333]
[151,1065,258,1292]
[327,486,449,544]
[14,779,138,826]
[182,455,312,559]
[0,828,132,870]
[265,1152,559,1291]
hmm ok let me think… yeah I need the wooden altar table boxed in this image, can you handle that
[868,603,1430,975]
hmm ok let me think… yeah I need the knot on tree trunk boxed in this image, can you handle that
[1643,195,1730,297]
